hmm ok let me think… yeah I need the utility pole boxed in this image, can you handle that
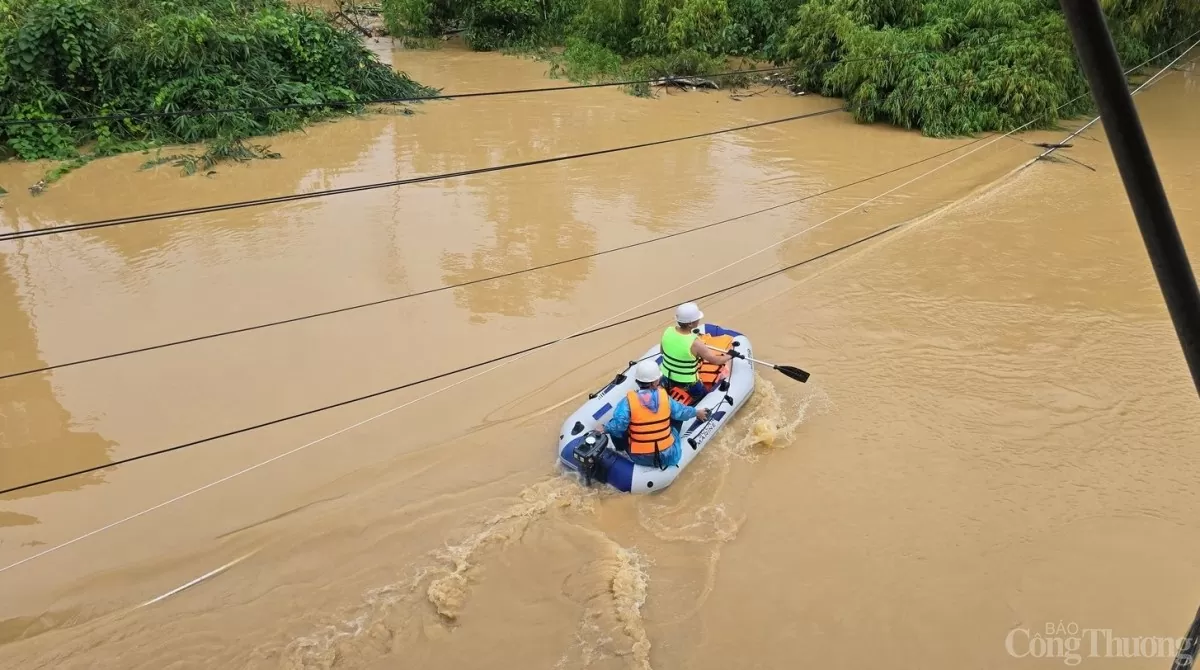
[1055,2,1200,668]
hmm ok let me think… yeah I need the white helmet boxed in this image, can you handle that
[634,360,662,384]
[675,302,703,324]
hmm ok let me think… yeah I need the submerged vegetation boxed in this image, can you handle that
[0,0,433,188]
[383,0,1200,136]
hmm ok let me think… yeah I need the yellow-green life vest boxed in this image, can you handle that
[660,327,699,383]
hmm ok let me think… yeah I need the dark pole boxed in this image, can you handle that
[1175,614,1200,670]
[1055,3,1200,669]
[1056,0,1200,399]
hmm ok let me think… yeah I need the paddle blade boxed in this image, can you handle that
[774,365,810,383]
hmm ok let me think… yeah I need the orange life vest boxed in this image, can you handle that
[666,383,694,404]
[698,333,734,388]
[626,388,675,457]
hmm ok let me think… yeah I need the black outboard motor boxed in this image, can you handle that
[573,431,616,486]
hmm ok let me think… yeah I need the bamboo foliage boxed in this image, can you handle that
[0,0,434,163]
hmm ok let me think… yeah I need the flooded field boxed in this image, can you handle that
[2,43,1199,670]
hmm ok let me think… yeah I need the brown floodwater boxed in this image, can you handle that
[2,41,1199,670]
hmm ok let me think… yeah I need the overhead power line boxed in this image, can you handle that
[0,106,843,242]
[0,223,902,497]
[0,136,984,381]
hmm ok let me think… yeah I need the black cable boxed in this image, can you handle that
[0,222,901,497]
[0,28,1069,128]
[0,136,982,381]
[0,106,844,242]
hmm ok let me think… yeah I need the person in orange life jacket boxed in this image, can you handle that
[660,302,739,403]
[597,360,710,468]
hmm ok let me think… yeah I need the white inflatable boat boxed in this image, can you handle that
[556,326,755,493]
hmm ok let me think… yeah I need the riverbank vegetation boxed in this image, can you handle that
[0,0,433,189]
[383,0,1200,136]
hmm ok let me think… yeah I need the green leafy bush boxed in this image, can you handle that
[0,0,434,166]
[722,0,792,56]
[379,0,1198,136]
[464,0,542,49]
[552,36,624,80]
[543,36,727,95]
[384,0,770,57]
[381,0,453,38]
[665,0,731,54]
[776,0,1199,137]
[570,0,640,53]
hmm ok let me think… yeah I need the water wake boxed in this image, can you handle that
[425,477,600,620]
[279,374,828,669]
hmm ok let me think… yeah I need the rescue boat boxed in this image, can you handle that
[556,326,755,493]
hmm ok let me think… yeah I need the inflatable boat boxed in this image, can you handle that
[556,325,755,493]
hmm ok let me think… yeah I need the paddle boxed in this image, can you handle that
[708,346,811,383]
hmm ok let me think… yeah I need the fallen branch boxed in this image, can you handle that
[1032,142,1074,149]
[651,76,720,90]
[730,84,776,100]
[335,0,383,36]
[334,11,373,37]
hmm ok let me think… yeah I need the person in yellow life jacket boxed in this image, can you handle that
[659,302,734,403]
[597,360,710,469]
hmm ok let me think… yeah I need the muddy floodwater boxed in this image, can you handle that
[2,42,1199,670]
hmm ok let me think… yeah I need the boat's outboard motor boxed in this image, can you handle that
[573,431,616,486]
